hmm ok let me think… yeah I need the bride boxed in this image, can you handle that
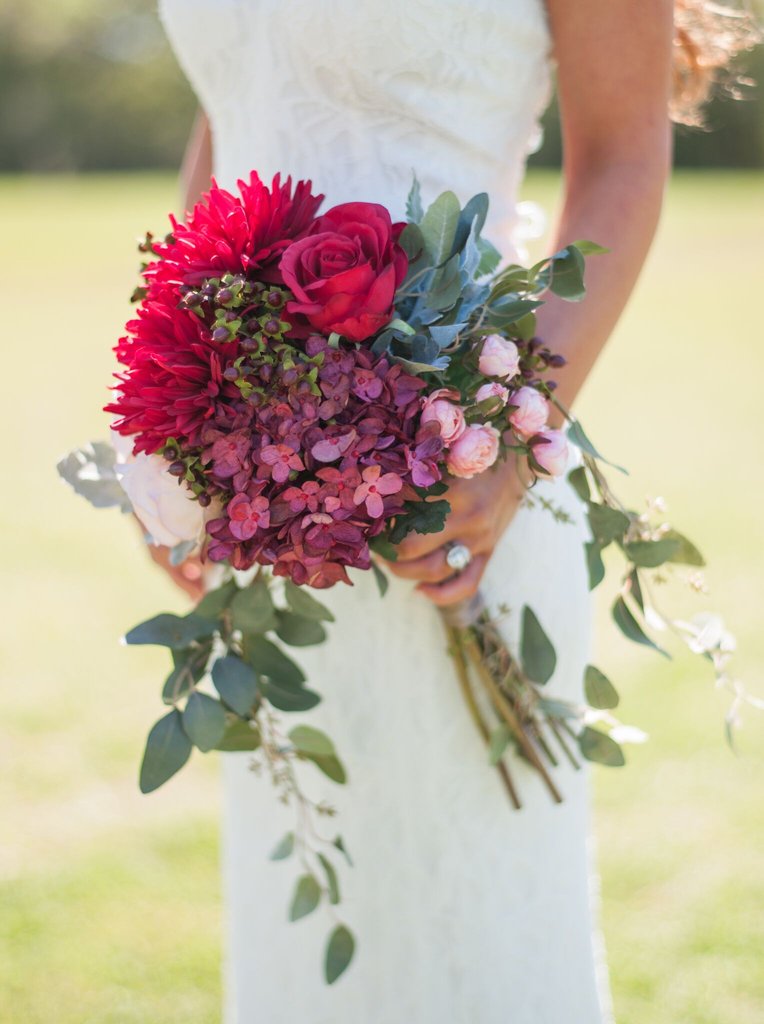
[146,1,755,1021]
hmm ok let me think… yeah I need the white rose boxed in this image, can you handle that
[112,435,209,547]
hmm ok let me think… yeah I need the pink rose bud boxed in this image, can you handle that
[475,381,509,405]
[478,334,521,380]
[421,387,466,447]
[531,429,570,477]
[508,386,549,438]
[446,423,500,479]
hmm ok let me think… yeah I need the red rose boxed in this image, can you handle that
[280,202,408,343]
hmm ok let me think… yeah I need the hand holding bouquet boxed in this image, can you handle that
[59,170,758,983]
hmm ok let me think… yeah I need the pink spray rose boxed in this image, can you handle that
[446,423,500,479]
[531,429,570,477]
[475,381,510,405]
[508,386,549,438]
[420,387,466,447]
[478,334,520,380]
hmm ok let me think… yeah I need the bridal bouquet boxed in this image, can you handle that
[58,171,753,983]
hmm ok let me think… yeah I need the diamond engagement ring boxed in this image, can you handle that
[445,542,472,573]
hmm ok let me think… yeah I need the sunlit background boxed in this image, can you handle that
[1,3,763,1022]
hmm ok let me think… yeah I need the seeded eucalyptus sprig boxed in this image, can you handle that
[123,572,356,985]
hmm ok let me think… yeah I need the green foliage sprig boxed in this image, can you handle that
[124,571,356,985]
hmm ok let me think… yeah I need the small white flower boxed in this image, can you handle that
[609,725,649,745]
[674,612,736,656]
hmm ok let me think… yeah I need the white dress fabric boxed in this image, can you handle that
[158,2,614,1021]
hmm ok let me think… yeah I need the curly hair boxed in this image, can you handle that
[672,1,763,125]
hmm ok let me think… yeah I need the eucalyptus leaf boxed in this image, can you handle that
[398,223,428,265]
[369,536,398,561]
[215,718,261,751]
[405,172,424,223]
[419,190,461,265]
[289,724,335,757]
[385,318,417,336]
[661,529,706,567]
[195,579,237,622]
[584,666,620,710]
[461,215,482,279]
[567,466,591,503]
[549,245,586,301]
[261,678,318,712]
[627,568,645,611]
[476,237,501,277]
[231,579,277,633]
[585,541,606,590]
[332,835,353,866]
[162,643,211,704]
[567,420,628,473]
[520,605,557,685]
[211,655,259,716]
[276,611,327,647]
[411,333,448,368]
[624,537,681,568]
[56,442,132,511]
[325,924,355,984]
[513,311,537,342]
[243,636,306,687]
[371,561,389,597]
[303,752,347,784]
[428,322,468,348]
[317,853,341,905]
[451,192,489,256]
[577,726,625,767]
[289,874,321,921]
[426,253,463,311]
[139,709,192,793]
[587,503,630,547]
[269,831,295,861]
[124,613,216,649]
[182,691,227,752]
[571,240,609,255]
[391,352,450,373]
[612,597,669,658]
[283,580,335,622]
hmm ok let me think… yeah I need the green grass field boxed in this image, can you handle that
[1,171,762,1023]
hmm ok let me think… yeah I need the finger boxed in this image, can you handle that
[171,565,205,601]
[415,552,489,608]
[391,512,483,562]
[387,545,454,584]
[389,535,491,583]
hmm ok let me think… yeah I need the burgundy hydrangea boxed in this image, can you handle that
[203,336,439,587]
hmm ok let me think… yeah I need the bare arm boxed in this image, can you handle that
[145,108,214,600]
[181,108,213,211]
[539,0,674,419]
[391,0,675,604]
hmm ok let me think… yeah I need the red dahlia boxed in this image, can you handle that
[144,171,324,295]
[105,291,239,455]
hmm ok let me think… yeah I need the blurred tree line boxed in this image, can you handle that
[1,0,762,172]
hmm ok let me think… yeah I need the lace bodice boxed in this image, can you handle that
[159,0,554,252]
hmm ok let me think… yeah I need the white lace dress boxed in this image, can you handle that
[158,2,614,1021]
